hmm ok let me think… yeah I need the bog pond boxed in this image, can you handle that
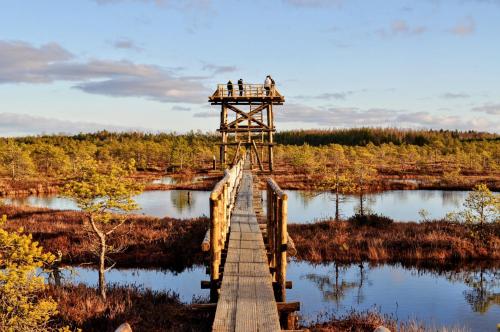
[6,189,470,222]
[56,262,500,331]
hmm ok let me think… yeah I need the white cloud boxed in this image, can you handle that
[92,0,212,10]
[0,113,143,136]
[0,40,208,103]
[441,92,469,99]
[111,38,143,51]
[283,0,343,7]
[378,20,426,38]
[276,104,499,132]
[202,63,237,75]
[0,41,73,83]
[450,17,475,36]
[193,111,218,118]
[294,91,356,100]
[472,104,500,115]
[172,105,191,111]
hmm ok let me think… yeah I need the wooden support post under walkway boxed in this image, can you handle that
[201,157,299,331]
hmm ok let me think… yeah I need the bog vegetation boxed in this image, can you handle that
[0,215,59,331]
[0,129,497,187]
[0,128,498,331]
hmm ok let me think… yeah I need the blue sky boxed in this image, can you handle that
[0,0,499,135]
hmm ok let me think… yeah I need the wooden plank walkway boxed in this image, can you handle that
[212,169,281,332]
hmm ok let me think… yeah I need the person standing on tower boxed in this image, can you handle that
[264,75,271,96]
[238,78,244,96]
[227,80,233,96]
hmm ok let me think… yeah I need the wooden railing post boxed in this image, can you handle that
[203,156,246,302]
[278,194,287,302]
[210,198,220,302]
[222,183,228,247]
[266,184,273,265]
[266,178,289,303]
[272,194,279,281]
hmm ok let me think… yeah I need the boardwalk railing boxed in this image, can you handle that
[266,178,288,302]
[201,157,245,293]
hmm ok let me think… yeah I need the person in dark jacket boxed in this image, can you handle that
[227,80,233,96]
[238,78,244,96]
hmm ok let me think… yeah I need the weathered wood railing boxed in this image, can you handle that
[201,157,244,297]
[266,178,288,302]
[214,83,278,98]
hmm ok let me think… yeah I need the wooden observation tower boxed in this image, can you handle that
[209,83,284,171]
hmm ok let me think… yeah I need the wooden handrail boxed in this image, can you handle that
[266,178,287,199]
[266,177,288,302]
[202,156,245,301]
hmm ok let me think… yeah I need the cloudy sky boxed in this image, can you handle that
[0,0,499,136]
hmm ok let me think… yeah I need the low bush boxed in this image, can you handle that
[347,213,394,228]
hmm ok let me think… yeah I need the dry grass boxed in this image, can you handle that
[0,169,222,197]
[257,163,499,191]
[0,177,60,196]
[289,220,500,266]
[47,284,211,332]
[0,205,207,270]
[304,310,470,332]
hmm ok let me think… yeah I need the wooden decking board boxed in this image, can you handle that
[212,170,281,332]
[234,276,257,332]
[213,275,238,332]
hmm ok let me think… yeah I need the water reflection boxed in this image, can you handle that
[441,191,464,206]
[57,266,208,303]
[170,190,196,213]
[444,269,500,314]
[303,263,367,307]
[288,262,500,331]
[52,262,500,330]
[5,190,210,219]
[262,190,471,223]
[151,175,209,185]
[151,176,179,185]
[5,189,472,222]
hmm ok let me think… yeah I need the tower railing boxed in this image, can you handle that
[213,83,278,98]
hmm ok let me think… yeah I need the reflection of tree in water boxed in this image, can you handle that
[418,266,500,314]
[303,263,369,308]
[460,269,500,313]
[170,190,195,213]
[441,191,465,207]
[295,191,322,206]
[353,195,376,216]
[390,190,410,203]
[419,190,437,202]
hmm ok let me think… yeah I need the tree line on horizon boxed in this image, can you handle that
[0,128,497,182]
[275,128,499,146]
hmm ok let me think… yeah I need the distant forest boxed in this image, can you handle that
[0,128,498,182]
[275,128,499,146]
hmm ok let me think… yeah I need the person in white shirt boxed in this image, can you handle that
[264,75,272,96]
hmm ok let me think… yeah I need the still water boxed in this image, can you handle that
[59,266,207,303]
[57,263,499,331]
[5,190,210,219]
[151,175,209,185]
[287,262,500,331]
[5,189,469,222]
[272,190,470,223]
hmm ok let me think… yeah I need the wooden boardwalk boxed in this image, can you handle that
[212,169,282,332]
